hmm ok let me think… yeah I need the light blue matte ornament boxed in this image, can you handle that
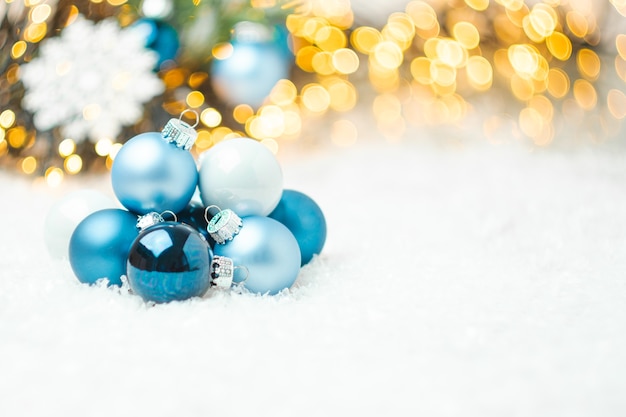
[127,221,212,303]
[212,215,301,295]
[269,189,327,266]
[111,112,199,215]
[210,22,291,108]
[69,208,139,286]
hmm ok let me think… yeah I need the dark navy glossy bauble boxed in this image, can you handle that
[111,132,198,215]
[177,200,216,248]
[131,18,180,69]
[269,189,326,266]
[69,208,139,286]
[127,222,212,303]
[213,216,300,295]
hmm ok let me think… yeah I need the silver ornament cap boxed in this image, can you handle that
[206,207,243,244]
[136,210,177,231]
[161,110,199,150]
[136,212,164,230]
[210,256,234,288]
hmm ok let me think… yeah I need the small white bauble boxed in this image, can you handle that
[198,138,283,217]
[44,189,117,259]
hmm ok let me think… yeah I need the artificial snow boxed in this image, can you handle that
[1,131,626,416]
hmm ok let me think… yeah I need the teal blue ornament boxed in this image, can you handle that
[177,201,215,247]
[127,222,212,303]
[69,208,139,286]
[212,215,301,295]
[131,18,180,69]
[111,113,199,215]
[210,22,291,108]
[269,189,326,266]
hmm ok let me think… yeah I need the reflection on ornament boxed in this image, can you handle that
[69,208,139,286]
[269,189,327,266]
[213,216,301,295]
[127,222,212,303]
[210,22,291,108]
[198,138,283,217]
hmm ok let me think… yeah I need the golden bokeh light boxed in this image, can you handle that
[186,91,205,108]
[573,79,597,110]
[577,49,601,81]
[466,56,493,90]
[269,79,298,106]
[312,51,334,75]
[350,26,382,54]
[607,89,626,119]
[546,32,572,61]
[301,84,331,113]
[233,104,255,124]
[45,167,64,187]
[372,41,404,70]
[453,21,480,50]
[315,25,347,51]
[411,57,433,85]
[64,154,83,174]
[465,0,489,12]
[406,1,438,31]
[566,10,588,38]
[95,138,113,156]
[0,110,16,129]
[21,156,37,174]
[547,68,570,99]
[201,108,222,128]
[332,48,359,74]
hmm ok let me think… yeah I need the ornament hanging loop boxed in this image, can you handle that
[204,205,222,223]
[161,210,178,222]
[179,109,199,129]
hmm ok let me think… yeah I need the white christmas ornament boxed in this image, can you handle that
[20,15,165,143]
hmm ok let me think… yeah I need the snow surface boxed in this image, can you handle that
[1,132,626,416]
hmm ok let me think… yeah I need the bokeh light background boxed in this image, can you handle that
[1,0,626,187]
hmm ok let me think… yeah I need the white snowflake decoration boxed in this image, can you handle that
[20,15,165,143]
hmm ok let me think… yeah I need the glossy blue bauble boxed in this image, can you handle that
[269,189,327,266]
[127,222,212,303]
[177,200,216,248]
[69,208,139,286]
[213,216,301,295]
[131,18,180,69]
[210,40,290,108]
[111,132,198,215]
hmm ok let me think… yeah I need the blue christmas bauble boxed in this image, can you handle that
[127,222,212,303]
[69,208,139,286]
[210,36,290,108]
[198,138,283,217]
[111,132,198,215]
[213,216,300,295]
[177,200,216,247]
[131,18,180,69]
[269,189,326,266]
